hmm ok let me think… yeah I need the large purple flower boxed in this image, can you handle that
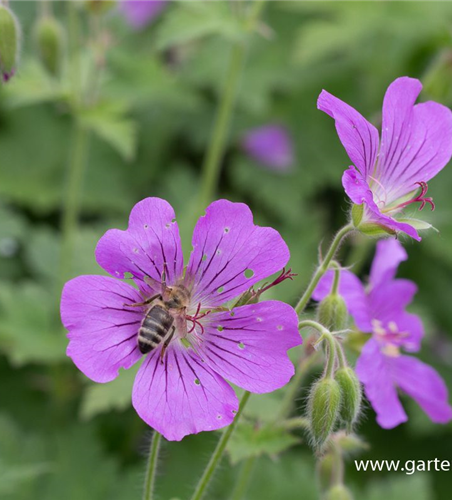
[242,125,294,172]
[313,239,452,429]
[61,198,301,441]
[119,0,167,30]
[318,77,452,241]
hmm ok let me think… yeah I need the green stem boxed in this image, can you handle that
[230,456,256,500]
[142,431,162,500]
[335,340,347,369]
[298,320,336,378]
[191,391,251,500]
[277,350,321,420]
[330,261,341,295]
[197,0,266,213]
[58,122,89,291]
[294,224,354,315]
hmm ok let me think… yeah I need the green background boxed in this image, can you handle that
[1,2,451,499]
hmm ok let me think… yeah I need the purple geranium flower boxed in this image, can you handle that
[242,125,294,172]
[318,77,452,241]
[119,0,167,30]
[61,198,301,441]
[313,239,452,429]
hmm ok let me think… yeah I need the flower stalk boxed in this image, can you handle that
[190,391,251,500]
[295,224,354,315]
[142,431,162,500]
[197,0,266,213]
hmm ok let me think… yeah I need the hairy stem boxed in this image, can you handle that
[294,224,354,315]
[191,391,251,500]
[230,456,256,500]
[142,431,162,500]
[58,122,89,291]
[197,0,266,213]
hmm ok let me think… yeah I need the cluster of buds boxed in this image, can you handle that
[0,4,20,83]
[307,266,362,449]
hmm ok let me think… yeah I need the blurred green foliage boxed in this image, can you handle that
[1,1,452,499]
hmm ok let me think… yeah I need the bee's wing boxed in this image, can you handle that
[144,275,163,291]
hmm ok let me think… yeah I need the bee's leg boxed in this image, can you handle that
[160,326,176,364]
[123,293,160,308]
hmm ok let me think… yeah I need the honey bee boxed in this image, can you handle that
[125,272,190,360]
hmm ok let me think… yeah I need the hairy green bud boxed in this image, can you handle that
[35,16,65,76]
[317,294,348,331]
[85,0,116,15]
[308,378,341,448]
[324,484,354,500]
[317,451,335,493]
[0,5,20,82]
[335,368,362,431]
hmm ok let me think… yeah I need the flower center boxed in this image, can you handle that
[372,319,409,357]
[381,181,435,214]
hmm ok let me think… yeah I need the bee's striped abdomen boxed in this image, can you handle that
[138,305,174,354]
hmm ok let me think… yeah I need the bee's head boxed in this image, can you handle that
[163,284,190,309]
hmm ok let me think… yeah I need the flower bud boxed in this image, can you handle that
[317,293,348,331]
[335,368,362,431]
[85,0,116,15]
[324,484,354,500]
[308,378,341,448]
[0,5,20,82]
[35,16,65,77]
[316,451,335,493]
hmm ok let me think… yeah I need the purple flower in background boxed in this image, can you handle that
[314,239,452,429]
[318,77,452,241]
[61,198,301,441]
[120,0,167,30]
[242,125,294,172]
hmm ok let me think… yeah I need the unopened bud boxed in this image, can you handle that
[308,378,341,448]
[335,368,362,431]
[0,5,20,82]
[324,484,354,500]
[317,451,335,493]
[35,16,65,77]
[335,432,368,454]
[317,294,348,331]
[85,0,116,15]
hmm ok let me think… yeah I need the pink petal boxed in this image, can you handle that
[393,355,452,424]
[370,238,407,287]
[120,0,167,30]
[313,269,371,332]
[96,198,184,293]
[132,344,238,441]
[369,279,418,324]
[356,339,408,429]
[197,301,301,393]
[61,275,143,383]
[186,200,289,307]
[318,90,379,178]
[378,77,452,202]
[394,312,424,353]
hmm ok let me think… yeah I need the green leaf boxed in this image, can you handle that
[227,421,300,465]
[0,282,66,365]
[363,474,433,500]
[155,1,244,51]
[78,101,137,161]
[80,363,141,420]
